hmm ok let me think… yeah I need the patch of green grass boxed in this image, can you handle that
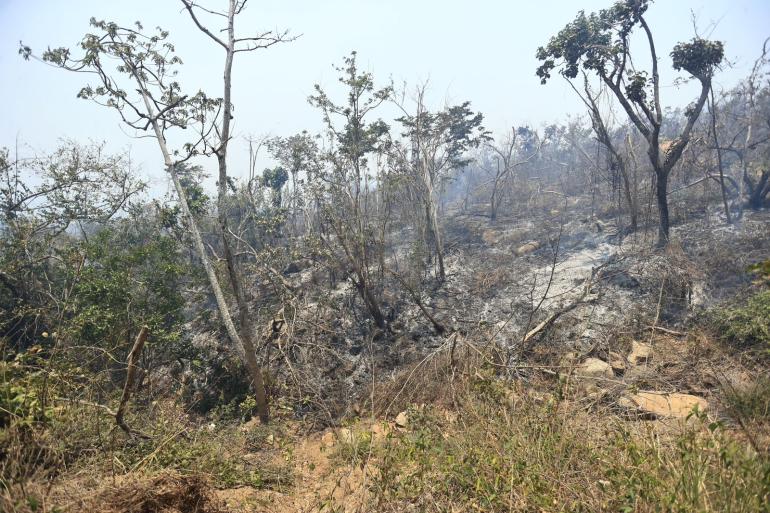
[367,376,770,513]
[711,290,770,348]
[333,428,373,467]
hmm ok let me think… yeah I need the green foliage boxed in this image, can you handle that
[671,38,725,79]
[397,100,490,173]
[748,259,770,286]
[309,51,393,170]
[536,0,723,87]
[0,142,145,349]
[66,225,187,361]
[333,428,373,467]
[368,385,770,512]
[711,290,770,348]
[262,166,288,192]
[22,18,220,154]
[0,347,53,429]
[262,166,289,208]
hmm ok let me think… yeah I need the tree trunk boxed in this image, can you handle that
[655,169,670,246]
[422,162,445,283]
[138,85,270,424]
[748,170,770,210]
[709,87,732,223]
[207,0,270,424]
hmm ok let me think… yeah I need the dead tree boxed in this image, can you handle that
[484,127,543,222]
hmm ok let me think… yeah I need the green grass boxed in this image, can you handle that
[365,375,770,513]
[711,289,770,349]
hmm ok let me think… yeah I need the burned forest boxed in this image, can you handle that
[2,1,770,511]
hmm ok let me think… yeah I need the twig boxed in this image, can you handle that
[646,325,684,336]
[522,269,598,346]
[386,268,446,334]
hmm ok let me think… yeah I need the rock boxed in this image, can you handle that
[481,229,500,245]
[577,358,614,379]
[321,430,336,448]
[628,341,652,365]
[395,411,409,428]
[608,351,627,373]
[514,241,541,256]
[619,392,708,418]
[371,422,389,440]
[338,427,355,445]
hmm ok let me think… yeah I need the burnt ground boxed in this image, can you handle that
[243,202,770,425]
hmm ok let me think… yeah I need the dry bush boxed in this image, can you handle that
[366,335,503,418]
[90,472,226,513]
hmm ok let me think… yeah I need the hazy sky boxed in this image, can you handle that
[1,0,769,195]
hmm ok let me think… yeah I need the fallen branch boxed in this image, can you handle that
[386,268,446,334]
[115,325,150,438]
[522,269,598,346]
[645,325,684,336]
[54,397,116,416]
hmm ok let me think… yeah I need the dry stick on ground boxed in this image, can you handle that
[386,268,446,334]
[521,270,598,347]
[115,325,149,437]
[646,325,684,336]
[518,219,606,351]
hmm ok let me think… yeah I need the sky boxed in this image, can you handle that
[1,0,769,196]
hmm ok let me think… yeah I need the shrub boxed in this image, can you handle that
[711,290,770,348]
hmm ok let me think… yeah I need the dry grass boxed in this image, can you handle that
[362,374,770,512]
[74,472,227,513]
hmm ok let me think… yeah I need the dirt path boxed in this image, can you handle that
[217,424,384,513]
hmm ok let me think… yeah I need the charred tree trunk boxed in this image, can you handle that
[748,170,770,209]
[655,169,670,245]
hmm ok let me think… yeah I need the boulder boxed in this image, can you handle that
[481,229,500,245]
[514,241,541,256]
[577,358,614,379]
[619,392,708,418]
[628,341,652,365]
[395,411,409,429]
[608,351,627,373]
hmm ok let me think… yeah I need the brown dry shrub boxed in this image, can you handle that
[90,472,227,513]
[366,335,504,417]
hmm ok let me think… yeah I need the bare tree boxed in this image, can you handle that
[484,127,543,223]
[567,76,639,231]
[180,0,295,424]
